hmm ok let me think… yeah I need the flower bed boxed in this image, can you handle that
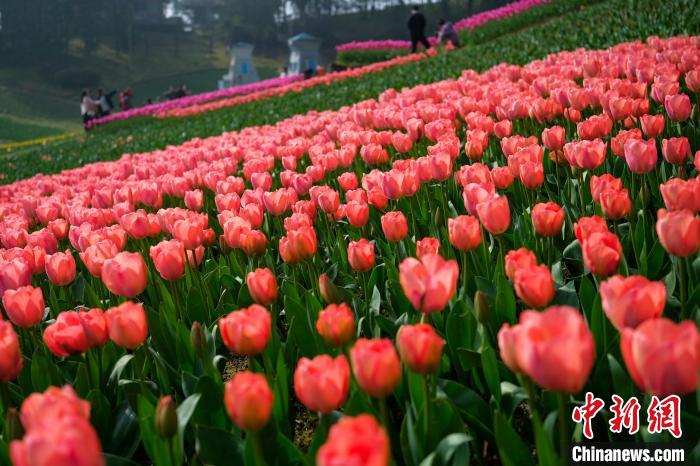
[85,75,305,129]
[1,33,699,465]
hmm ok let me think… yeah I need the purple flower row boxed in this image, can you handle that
[335,0,550,52]
[87,74,304,128]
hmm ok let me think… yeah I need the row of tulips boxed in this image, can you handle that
[1,33,700,465]
[85,75,304,129]
[153,53,428,120]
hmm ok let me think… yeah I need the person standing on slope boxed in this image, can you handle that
[407,6,431,53]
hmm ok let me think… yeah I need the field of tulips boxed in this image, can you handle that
[1,26,700,466]
[1,0,696,185]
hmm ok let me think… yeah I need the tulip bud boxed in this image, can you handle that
[156,396,178,439]
[318,274,342,304]
[434,206,443,227]
[191,321,205,355]
[474,290,490,324]
[4,407,24,442]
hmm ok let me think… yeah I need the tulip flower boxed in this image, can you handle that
[150,239,186,281]
[184,190,204,211]
[498,305,594,393]
[621,318,699,396]
[563,139,607,170]
[581,231,622,277]
[519,161,544,190]
[318,274,343,305]
[224,371,273,431]
[531,202,564,237]
[661,137,691,165]
[664,93,691,121]
[490,166,514,189]
[246,268,278,306]
[448,215,482,251]
[317,414,390,466]
[600,275,666,331]
[0,321,22,382]
[79,240,119,277]
[416,237,440,259]
[316,303,355,347]
[345,201,370,227]
[102,251,147,298]
[219,304,271,356]
[279,226,317,264]
[350,338,401,398]
[18,385,91,430]
[399,253,459,313]
[476,195,510,235]
[573,215,608,243]
[348,239,375,273]
[396,324,445,374]
[105,302,148,350]
[44,311,91,357]
[2,285,45,328]
[294,354,350,413]
[599,187,631,220]
[513,265,555,308]
[639,114,665,139]
[655,209,700,257]
[380,211,408,242]
[504,248,537,281]
[45,250,76,286]
[120,210,151,239]
[659,178,700,213]
[541,126,565,151]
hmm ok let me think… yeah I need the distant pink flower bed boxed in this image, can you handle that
[335,0,550,52]
[87,74,304,128]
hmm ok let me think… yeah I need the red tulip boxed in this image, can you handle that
[655,208,700,257]
[519,161,544,190]
[582,231,622,277]
[316,303,355,347]
[279,226,317,264]
[120,210,151,239]
[17,385,90,430]
[463,182,495,216]
[541,126,566,151]
[45,250,76,286]
[171,219,204,250]
[399,253,459,313]
[10,410,105,466]
[338,172,359,191]
[611,128,643,157]
[640,114,665,139]
[416,237,440,259]
[660,178,700,213]
[224,371,273,431]
[219,304,271,356]
[348,239,375,273]
[504,248,537,281]
[350,338,401,398]
[490,166,514,190]
[105,302,148,350]
[345,201,369,228]
[494,120,512,138]
[513,265,555,308]
[43,312,90,357]
[184,190,204,211]
[624,139,657,174]
[81,308,109,348]
[476,195,510,235]
[499,305,594,393]
[664,93,691,121]
[599,187,631,221]
[590,174,622,204]
[448,215,482,252]
[531,202,564,237]
[396,323,444,374]
[101,252,147,298]
[263,189,292,216]
[246,268,278,306]
[573,215,608,243]
[600,275,665,331]
[2,286,44,328]
[150,239,186,281]
[0,321,22,382]
[621,318,699,396]
[380,211,408,242]
[661,137,691,165]
[317,414,390,466]
[294,354,350,413]
[563,139,607,170]
[79,240,118,277]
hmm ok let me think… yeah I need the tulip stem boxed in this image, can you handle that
[251,431,266,466]
[557,392,569,465]
[422,374,431,445]
[0,382,12,408]
[679,257,688,320]
[378,397,390,430]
